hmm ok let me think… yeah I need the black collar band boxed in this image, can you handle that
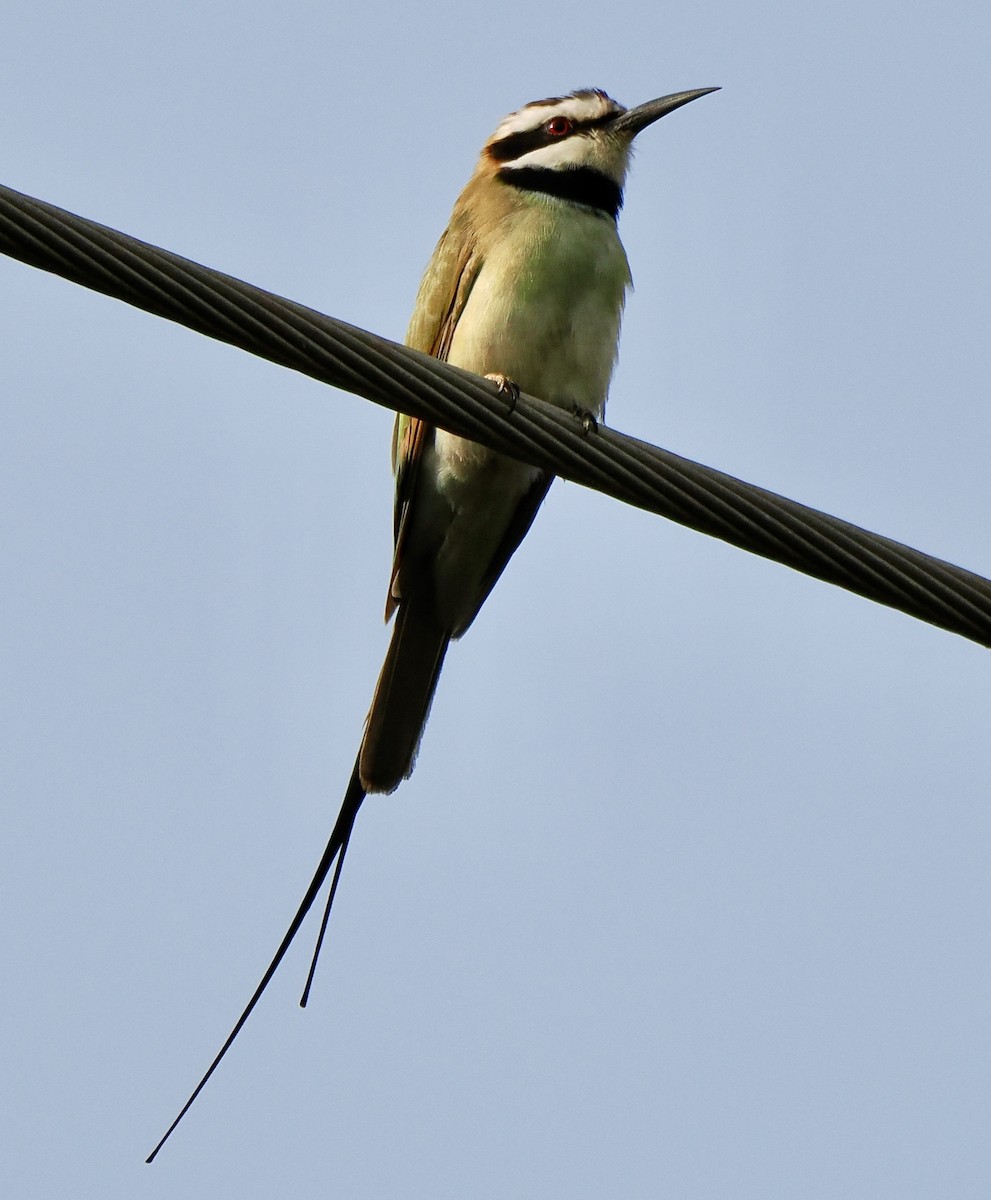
[499,166,623,219]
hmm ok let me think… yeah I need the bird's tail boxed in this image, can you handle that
[147,603,448,1160]
[146,760,366,1163]
[359,599,450,794]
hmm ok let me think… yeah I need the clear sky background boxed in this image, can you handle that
[2,2,990,1196]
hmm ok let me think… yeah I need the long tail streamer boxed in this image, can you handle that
[146,760,367,1162]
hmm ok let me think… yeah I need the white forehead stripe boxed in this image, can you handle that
[491,91,624,142]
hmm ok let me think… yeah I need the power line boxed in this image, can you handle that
[1,181,989,646]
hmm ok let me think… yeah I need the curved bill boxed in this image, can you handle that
[609,87,720,138]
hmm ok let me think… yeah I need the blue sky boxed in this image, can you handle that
[3,1,990,1196]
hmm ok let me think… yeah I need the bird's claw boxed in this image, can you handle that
[571,404,598,436]
[485,372,521,413]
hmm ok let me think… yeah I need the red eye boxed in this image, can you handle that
[545,116,573,137]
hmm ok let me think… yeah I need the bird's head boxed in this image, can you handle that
[481,87,719,195]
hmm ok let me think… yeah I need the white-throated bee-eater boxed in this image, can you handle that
[148,84,718,1161]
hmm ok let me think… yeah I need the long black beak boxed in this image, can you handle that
[609,87,720,137]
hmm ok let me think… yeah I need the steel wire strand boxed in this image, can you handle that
[605,429,989,637]
[1,182,989,646]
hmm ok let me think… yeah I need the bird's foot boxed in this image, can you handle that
[570,404,598,436]
[485,372,521,413]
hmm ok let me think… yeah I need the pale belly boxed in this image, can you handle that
[438,205,630,483]
[418,204,630,632]
[447,207,629,413]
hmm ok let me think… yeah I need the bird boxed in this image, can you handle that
[147,84,718,1161]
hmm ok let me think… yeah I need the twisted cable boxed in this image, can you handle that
[1,182,988,646]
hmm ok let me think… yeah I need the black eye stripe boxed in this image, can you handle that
[486,112,617,164]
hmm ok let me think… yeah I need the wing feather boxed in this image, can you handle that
[387,208,483,620]
[453,471,553,638]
